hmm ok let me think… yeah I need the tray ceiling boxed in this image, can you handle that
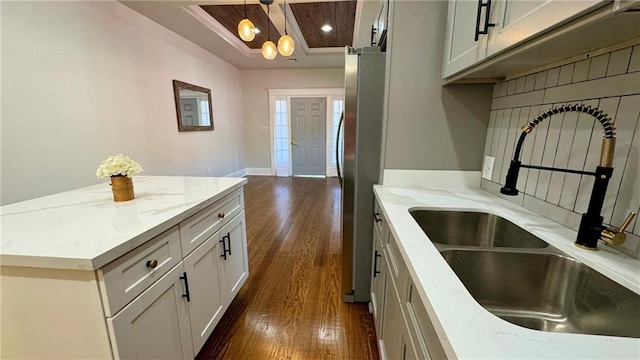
[289,1,356,48]
[200,4,281,50]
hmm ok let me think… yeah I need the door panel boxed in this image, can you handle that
[291,97,326,176]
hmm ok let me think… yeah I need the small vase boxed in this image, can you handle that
[110,175,135,202]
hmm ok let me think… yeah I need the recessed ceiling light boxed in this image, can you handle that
[321,24,333,33]
[253,28,261,34]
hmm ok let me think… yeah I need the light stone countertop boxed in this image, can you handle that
[373,185,640,359]
[1,176,247,271]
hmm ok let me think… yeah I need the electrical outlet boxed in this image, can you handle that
[482,156,495,180]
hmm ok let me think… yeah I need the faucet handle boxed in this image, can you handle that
[601,212,637,246]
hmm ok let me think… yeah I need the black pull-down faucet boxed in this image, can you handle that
[500,104,636,250]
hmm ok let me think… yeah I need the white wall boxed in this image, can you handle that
[482,44,640,257]
[241,68,343,169]
[382,0,493,171]
[1,1,244,205]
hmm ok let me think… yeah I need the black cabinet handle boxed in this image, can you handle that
[180,272,191,302]
[220,236,228,260]
[225,232,232,256]
[373,212,382,223]
[220,233,231,260]
[474,0,496,41]
[373,251,381,277]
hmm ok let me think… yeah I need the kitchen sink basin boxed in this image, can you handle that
[440,249,640,338]
[409,210,548,248]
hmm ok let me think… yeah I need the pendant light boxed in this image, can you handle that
[277,0,295,56]
[261,2,277,60]
[238,0,256,42]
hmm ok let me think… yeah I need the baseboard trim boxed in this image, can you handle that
[225,169,247,178]
[246,168,274,176]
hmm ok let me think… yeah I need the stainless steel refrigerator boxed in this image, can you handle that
[338,47,386,303]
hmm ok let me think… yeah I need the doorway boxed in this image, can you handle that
[268,88,344,177]
[291,97,326,176]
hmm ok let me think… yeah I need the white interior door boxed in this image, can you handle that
[291,97,327,176]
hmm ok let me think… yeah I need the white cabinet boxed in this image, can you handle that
[217,212,249,305]
[372,207,446,360]
[370,217,387,337]
[0,180,248,360]
[372,0,389,46]
[108,263,194,360]
[182,232,225,353]
[443,0,607,78]
[487,0,605,56]
[442,0,490,78]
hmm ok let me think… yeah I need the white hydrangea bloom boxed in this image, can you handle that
[96,153,143,179]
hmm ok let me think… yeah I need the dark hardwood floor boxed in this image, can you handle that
[196,176,379,360]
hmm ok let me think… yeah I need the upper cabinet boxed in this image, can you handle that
[372,0,390,47]
[441,0,640,80]
[442,0,490,77]
[486,0,605,57]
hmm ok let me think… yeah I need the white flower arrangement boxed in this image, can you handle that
[96,153,143,179]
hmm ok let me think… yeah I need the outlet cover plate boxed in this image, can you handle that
[482,156,495,180]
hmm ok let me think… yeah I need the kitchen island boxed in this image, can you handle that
[1,176,248,359]
[373,185,640,359]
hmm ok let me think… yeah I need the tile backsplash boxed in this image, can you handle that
[482,43,640,258]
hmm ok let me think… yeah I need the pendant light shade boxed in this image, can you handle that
[277,34,294,56]
[238,18,256,42]
[277,0,294,56]
[262,40,277,59]
[237,0,255,42]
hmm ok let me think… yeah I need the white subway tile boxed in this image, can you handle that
[547,109,579,205]
[544,71,640,104]
[525,116,550,195]
[559,99,600,211]
[606,47,632,77]
[492,109,512,183]
[492,84,500,98]
[484,111,498,156]
[545,67,560,88]
[588,54,610,80]
[491,90,544,110]
[534,71,548,90]
[515,77,526,94]
[490,110,504,159]
[524,74,536,92]
[499,81,509,97]
[558,64,574,86]
[572,59,590,83]
[628,45,640,73]
[507,79,517,95]
[501,108,522,184]
[535,106,564,200]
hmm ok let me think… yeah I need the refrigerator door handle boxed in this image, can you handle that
[336,111,344,186]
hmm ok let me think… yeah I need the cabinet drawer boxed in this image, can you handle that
[180,189,244,256]
[385,232,406,289]
[99,226,182,317]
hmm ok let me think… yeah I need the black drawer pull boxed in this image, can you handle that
[373,250,381,277]
[180,272,191,302]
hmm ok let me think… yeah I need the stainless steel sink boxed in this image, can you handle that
[440,249,640,338]
[409,210,548,248]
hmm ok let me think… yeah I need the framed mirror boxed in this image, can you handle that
[172,80,214,132]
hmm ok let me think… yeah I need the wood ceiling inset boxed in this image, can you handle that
[290,1,356,48]
[200,4,281,50]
